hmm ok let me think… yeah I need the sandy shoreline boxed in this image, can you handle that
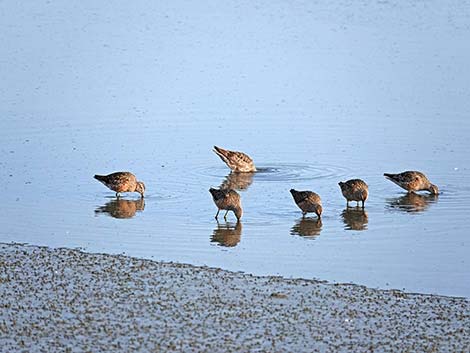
[1,243,469,352]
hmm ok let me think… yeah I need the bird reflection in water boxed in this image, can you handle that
[219,172,255,191]
[95,198,145,219]
[387,193,438,213]
[211,221,242,247]
[341,208,368,231]
[290,217,323,239]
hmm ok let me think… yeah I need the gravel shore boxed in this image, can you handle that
[1,243,469,352]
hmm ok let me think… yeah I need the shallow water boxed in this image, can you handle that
[1,1,469,297]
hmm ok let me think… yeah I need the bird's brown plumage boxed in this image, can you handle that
[384,171,438,194]
[209,187,243,220]
[94,172,145,197]
[213,146,256,172]
[338,179,369,208]
[290,189,322,218]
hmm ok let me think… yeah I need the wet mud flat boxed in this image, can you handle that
[0,244,469,352]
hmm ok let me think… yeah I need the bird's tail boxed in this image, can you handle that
[290,189,300,200]
[94,174,106,183]
[213,146,230,163]
[209,187,226,200]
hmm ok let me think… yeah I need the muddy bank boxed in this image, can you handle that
[0,243,469,352]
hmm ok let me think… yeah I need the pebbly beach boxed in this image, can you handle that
[1,243,469,352]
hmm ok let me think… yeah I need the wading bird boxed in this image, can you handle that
[94,172,145,198]
[384,171,438,194]
[338,179,369,208]
[290,189,322,218]
[213,146,256,172]
[209,187,243,221]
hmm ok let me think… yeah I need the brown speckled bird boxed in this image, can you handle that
[94,172,145,198]
[209,187,243,220]
[290,189,322,218]
[384,171,439,195]
[338,179,369,208]
[213,146,256,173]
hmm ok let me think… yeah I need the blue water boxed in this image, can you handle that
[1,0,469,297]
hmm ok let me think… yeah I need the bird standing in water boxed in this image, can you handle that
[213,146,256,172]
[338,179,369,208]
[209,187,243,221]
[384,171,439,194]
[290,189,322,218]
[94,172,145,198]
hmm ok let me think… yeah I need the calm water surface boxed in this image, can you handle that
[1,1,469,297]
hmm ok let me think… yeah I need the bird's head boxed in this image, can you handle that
[135,181,146,197]
[427,184,439,195]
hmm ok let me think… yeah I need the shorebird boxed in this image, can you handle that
[94,172,145,198]
[338,179,369,208]
[290,189,322,218]
[384,171,439,194]
[213,146,256,173]
[209,187,243,220]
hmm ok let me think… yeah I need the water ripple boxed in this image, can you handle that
[193,163,351,185]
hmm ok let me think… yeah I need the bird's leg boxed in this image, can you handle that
[215,209,220,219]
[361,200,365,209]
[302,212,306,218]
[356,201,359,207]
[346,200,350,208]
[116,192,120,199]
[224,210,229,220]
